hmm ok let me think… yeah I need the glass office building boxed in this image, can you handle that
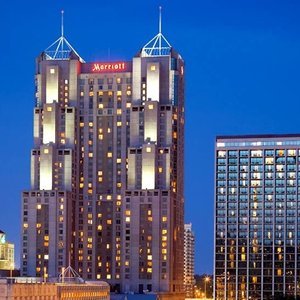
[215,134,300,300]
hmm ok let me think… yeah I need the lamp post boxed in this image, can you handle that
[204,276,210,299]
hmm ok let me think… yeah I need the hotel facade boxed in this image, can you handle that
[21,14,185,297]
[215,135,300,299]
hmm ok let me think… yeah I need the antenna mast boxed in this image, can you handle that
[159,6,162,34]
[61,10,64,37]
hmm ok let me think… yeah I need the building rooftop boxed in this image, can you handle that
[216,133,300,140]
[140,7,172,57]
[43,11,84,62]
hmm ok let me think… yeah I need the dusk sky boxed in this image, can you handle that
[1,0,300,274]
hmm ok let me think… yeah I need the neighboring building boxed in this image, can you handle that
[215,134,300,299]
[0,277,109,300]
[21,11,185,298]
[184,223,195,298]
[0,231,14,272]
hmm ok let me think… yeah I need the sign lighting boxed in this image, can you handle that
[92,62,126,72]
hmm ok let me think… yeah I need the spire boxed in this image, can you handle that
[44,10,85,62]
[159,6,162,34]
[141,6,172,57]
[61,10,64,37]
[59,264,84,284]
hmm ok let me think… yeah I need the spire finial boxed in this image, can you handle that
[61,10,64,37]
[159,6,162,34]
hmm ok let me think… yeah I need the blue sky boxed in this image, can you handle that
[1,0,300,274]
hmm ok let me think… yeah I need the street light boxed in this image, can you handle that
[204,276,210,299]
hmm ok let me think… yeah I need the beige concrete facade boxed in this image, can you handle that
[0,278,109,300]
[22,26,184,298]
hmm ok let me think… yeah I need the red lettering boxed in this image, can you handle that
[92,62,127,72]
[92,64,100,71]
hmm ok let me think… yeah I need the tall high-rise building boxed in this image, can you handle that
[21,11,185,297]
[215,134,300,300]
[184,223,195,298]
[0,230,14,271]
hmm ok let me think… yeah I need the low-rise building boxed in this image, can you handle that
[0,277,110,300]
[0,231,14,272]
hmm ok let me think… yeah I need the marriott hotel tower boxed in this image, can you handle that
[21,12,185,297]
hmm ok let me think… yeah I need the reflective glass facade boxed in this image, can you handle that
[215,135,300,300]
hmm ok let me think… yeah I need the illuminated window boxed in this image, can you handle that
[158,167,163,173]
[251,150,262,157]
[146,147,152,153]
[107,220,112,225]
[288,149,296,156]
[117,122,122,126]
[117,91,122,96]
[107,152,112,158]
[50,68,55,74]
[148,104,154,110]
[44,149,49,154]
[46,107,52,112]
[265,157,273,164]
[36,204,42,210]
[218,151,226,157]
[150,65,156,71]
[125,217,130,223]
